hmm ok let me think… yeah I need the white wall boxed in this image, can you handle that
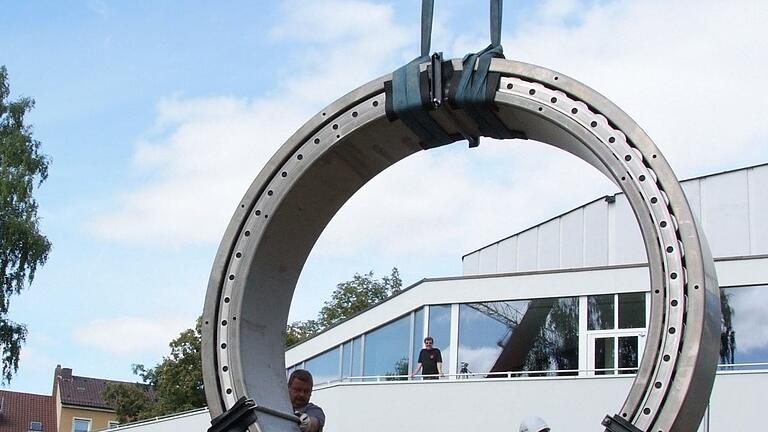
[463,164,768,275]
[311,372,766,432]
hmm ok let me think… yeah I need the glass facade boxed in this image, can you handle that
[288,285,768,384]
[412,308,424,371]
[458,297,579,376]
[305,347,340,384]
[720,285,768,368]
[427,304,451,360]
[363,315,410,378]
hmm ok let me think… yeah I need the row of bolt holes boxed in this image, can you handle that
[509,82,686,293]
[509,79,696,420]
[217,99,385,394]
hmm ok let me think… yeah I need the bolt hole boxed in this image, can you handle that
[625,155,632,161]
[226,388,233,394]
[255,210,261,216]
[507,83,513,89]
[232,316,236,321]
[663,354,671,361]
[267,190,273,196]
[655,382,662,389]
[669,327,676,334]
[228,274,235,281]
[554,76,559,80]
[621,176,626,181]
[643,408,651,415]
[671,299,678,307]
[244,231,250,237]
[609,137,616,143]
[205,321,209,325]
[281,171,287,178]
[571,107,578,114]
[652,154,657,158]
[529,89,536,95]
[550,97,557,103]
[224,297,230,303]
[332,124,338,130]
[655,289,660,294]
[264,215,269,219]
[670,272,678,279]
[666,246,673,253]
[223,366,229,372]
[591,121,597,127]
[538,107,543,112]
[221,343,227,349]
[372,101,379,107]
[222,320,228,326]
[352,111,358,118]
[297,154,303,160]
[694,284,700,289]
[660,221,668,228]
[322,112,326,116]
[336,134,341,139]
[639,175,646,181]
[651,197,658,204]
[240,204,245,208]
[313,138,320,144]
[235,252,242,258]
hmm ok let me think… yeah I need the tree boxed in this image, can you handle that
[0,65,51,384]
[286,268,402,347]
[103,318,205,421]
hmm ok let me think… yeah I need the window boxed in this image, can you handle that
[29,421,43,432]
[363,315,410,378]
[588,293,646,331]
[720,285,768,369]
[72,418,91,432]
[411,308,424,371]
[427,304,451,354]
[304,347,340,384]
[459,297,579,376]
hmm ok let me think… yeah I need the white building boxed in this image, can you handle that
[110,162,768,432]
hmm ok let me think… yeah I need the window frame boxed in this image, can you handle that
[72,417,92,432]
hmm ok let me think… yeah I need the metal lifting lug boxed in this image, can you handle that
[429,52,443,108]
[602,415,644,432]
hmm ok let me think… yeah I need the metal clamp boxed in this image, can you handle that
[602,415,643,432]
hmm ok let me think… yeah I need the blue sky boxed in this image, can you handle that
[1,0,767,395]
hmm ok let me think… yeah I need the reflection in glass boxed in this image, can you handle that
[595,337,615,375]
[428,304,452,352]
[341,341,352,378]
[618,336,639,374]
[720,286,768,370]
[588,294,614,330]
[619,292,646,329]
[458,297,578,377]
[351,336,362,377]
[412,308,424,371]
[305,347,340,384]
[363,315,410,378]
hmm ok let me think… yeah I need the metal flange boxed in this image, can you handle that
[202,58,720,432]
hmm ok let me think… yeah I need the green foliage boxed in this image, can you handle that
[285,268,402,347]
[0,65,51,384]
[101,382,155,423]
[103,318,205,421]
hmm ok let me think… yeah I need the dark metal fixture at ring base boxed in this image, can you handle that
[201,57,721,432]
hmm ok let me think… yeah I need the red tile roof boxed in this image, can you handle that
[56,366,150,410]
[0,389,56,432]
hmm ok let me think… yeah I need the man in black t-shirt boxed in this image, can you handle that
[412,336,443,380]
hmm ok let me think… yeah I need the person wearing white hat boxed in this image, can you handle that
[519,416,550,432]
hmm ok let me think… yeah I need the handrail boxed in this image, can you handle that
[310,362,768,387]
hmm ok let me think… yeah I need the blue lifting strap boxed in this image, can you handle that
[389,0,453,150]
[453,0,514,144]
[387,0,513,149]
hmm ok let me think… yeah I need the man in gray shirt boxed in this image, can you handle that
[289,369,326,432]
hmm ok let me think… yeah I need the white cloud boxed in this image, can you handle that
[74,316,190,355]
[90,0,768,261]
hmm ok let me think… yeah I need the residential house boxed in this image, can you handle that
[0,389,56,432]
[52,366,129,432]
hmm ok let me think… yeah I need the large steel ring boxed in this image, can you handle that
[202,58,721,432]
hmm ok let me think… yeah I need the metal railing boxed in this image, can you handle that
[311,362,768,387]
